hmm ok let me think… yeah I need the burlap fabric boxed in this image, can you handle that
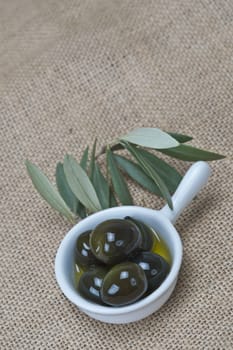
[1,0,232,349]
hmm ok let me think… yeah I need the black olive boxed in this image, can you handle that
[101,262,147,306]
[90,219,142,265]
[124,216,157,251]
[131,252,170,293]
[75,230,101,268]
[78,267,108,305]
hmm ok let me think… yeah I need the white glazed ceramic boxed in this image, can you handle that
[55,161,211,323]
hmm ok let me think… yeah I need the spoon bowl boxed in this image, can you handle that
[55,161,211,323]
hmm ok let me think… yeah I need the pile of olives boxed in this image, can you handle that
[75,217,170,307]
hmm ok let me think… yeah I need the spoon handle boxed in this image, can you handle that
[160,161,211,224]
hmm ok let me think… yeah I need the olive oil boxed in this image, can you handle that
[151,232,171,265]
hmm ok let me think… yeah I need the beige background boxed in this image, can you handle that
[0,1,233,349]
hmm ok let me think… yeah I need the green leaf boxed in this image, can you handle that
[25,160,75,223]
[80,146,89,169]
[166,132,193,143]
[107,148,133,205]
[120,128,179,149]
[135,149,182,193]
[159,144,225,161]
[114,154,160,195]
[92,162,117,209]
[76,147,90,218]
[114,154,169,197]
[110,133,190,152]
[57,148,89,219]
[56,162,79,214]
[105,156,118,208]
[64,155,102,212]
[89,139,97,181]
[109,191,118,207]
[75,201,87,219]
[110,133,191,153]
[122,142,173,209]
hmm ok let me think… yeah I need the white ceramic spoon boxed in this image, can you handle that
[55,161,211,323]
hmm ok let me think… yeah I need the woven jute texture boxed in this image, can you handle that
[0,0,232,349]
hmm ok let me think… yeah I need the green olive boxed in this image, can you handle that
[131,252,170,293]
[78,267,108,305]
[75,230,101,268]
[124,216,157,251]
[90,219,142,265]
[101,262,147,306]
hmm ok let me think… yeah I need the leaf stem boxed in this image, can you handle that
[95,140,120,159]
[95,145,107,159]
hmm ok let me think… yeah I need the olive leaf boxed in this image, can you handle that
[56,162,79,214]
[114,154,163,196]
[110,131,192,153]
[120,128,179,149]
[135,148,182,193]
[105,156,118,208]
[166,132,193,143]
[75,147,90,218]
[25,160,75,223]
[114,154,180,196]
[121,142,173,209]
[72,146,90,218]
[159,144,225,161]
[107,148,133,205]
[63,155,102,213]
[92,162,117,209]
[109,131,191,154]
[56,147,90,219]
[89,139,97,181]
[80,146,89,169]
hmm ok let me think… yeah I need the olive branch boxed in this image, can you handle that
[25,128,225,223]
